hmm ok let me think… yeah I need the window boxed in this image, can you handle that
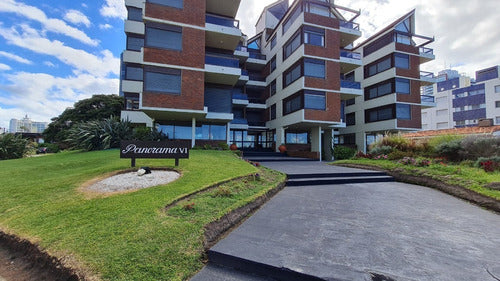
[283,94,302,115]
[395,18,411,33]
[366,80,392,100]
[146,25,182,51]
[394,53,409,69]
[366,56,391,77]
[469,89,485,96]
[396,104,411,120]
[284,63,302,87]
[144,68,181,94]
[455,106,465,112]
[304,91,326,110]
[455,120,466,126]
[270,55,276,72]
[127,36,144,51]
[127,7,142,21]
[304,26,325,47]
[436,109,448,116]
[125,66,143,81]
[147,0,183,9]
[495,85,500,93]
[283,31,301,60]
[495,101,500,108]
[496,117,500,125]
[283,4,302,34]
[436,96,447,104]
[270,80,276,96]
[286,132,308,144]
[346,112,355,126]
[270,104,276,120]
[437,122,448,129]
[270,35,277,50]
[304,58,325,78]
[196,124,226,140]
[305,3,331,17]
[395,78,410,94]
[455,92,466,98]
[365,105,394,123]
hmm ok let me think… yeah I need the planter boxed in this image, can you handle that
[278,144,287,153]
[230,144,238,151]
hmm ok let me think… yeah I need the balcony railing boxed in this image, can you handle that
[248,73,265,82]
[205,54,239,68]
[420,71,435,79]
[235,45,248,52]
[248,52,266,60]
[232,93,248,100]
[419,47,434,55]
[340,80,361,89]
[421,95,435,103]
[339,20,360,31]
[340,50,361,60]
[232,118,248,125]
[248,121,266,127]
[241,69,249,76]
[205,14,239,28]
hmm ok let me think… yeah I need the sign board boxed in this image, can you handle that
[120,141,189,167]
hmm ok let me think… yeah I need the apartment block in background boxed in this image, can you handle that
[337,10,435,152]
[9,115,48,133]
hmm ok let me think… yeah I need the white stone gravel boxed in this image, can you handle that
[87,170,180,193]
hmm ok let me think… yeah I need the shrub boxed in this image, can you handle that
[39,142,61,153]
[434,139,462,162]
[372,154,388,160]
[375,133,412,151]
[459,136,500,160]
[369,145,393,156]
[182,202,195,211]
[355,151,372,159]
[132,126,166,141]
[218,142,229,150]
[333,145,357,160]
[387,150,414,160]
[427,134,464,148]
[66,117,133,151]
[0,133,30,160]
[212,187,233,197]
[475,157,500,172]
[415,158,431,167]
[398,157,416,165]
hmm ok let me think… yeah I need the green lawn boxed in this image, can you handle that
[334,159,500,200]
[0,149,284,280]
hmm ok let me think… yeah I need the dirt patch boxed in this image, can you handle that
[0,231,82,281]
[336,163,500,214]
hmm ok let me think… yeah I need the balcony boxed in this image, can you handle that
[340,50,362,73]
[340,80,362,98]
[420,71,436,86]
[237,69,249,86]
[246,51,266,70]
[419,47,435,64]
[122,50,142,64]
[124,20,144,35]
[232,93,249,106]
[420,95,436,109]
[206,0,241,18]
[205,13,241,51]
[246,72,266,87]
[205,54,241,85]
[234,45,249,62]
[339,20,361,47]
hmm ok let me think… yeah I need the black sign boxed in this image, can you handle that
[120,141,189,166]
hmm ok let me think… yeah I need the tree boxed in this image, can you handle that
[0,133,30,160]
[43,95,124,147]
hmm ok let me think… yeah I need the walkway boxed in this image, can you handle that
[192,154,500,281]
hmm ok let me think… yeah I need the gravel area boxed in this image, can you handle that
[87,170,180,193]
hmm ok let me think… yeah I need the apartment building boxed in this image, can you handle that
[120,0,435,158]
[9,115,48,133]
[337,10,435,152]
[422,66,500,129]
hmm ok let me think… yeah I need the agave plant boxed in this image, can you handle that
[66,117,133,151]
[0,133,30,160]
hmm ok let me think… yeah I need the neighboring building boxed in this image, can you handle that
[9,115,48,133]
[120,0,435,158]
[0,127,6,134]
[337,10,435,152]
[422,66,500,129]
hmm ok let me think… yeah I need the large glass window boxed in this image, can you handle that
[144,69,181,94]
[365,105,395,123]
[196,124,226,140]
[283,94,302,115]
[283,4,302,34]
[305,3,331,17]
[304,91,326,110]
[366,80,392,100]
[270,55,276,72]
[366,56,391,77]
[125,66,143,81]
[147,0,183,9]
[304,58,325,78]
[346,112,355,126]
[304,26,325,47]
[270,79,276,96]
[394,53,409,69]
[286,132,308,144]
[396,104,411,120]
[127,36,144,51]
[395,78,410,94]
[270,104,276,120]
[146,25,182,51]
[127,7,142,21]
[284,64,302,87]
[283,31,301,60]
[270,35,277,50]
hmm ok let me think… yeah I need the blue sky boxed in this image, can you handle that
[1,0,499,131]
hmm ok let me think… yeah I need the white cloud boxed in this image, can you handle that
[0,63,11,71]
[0,50,32,64]
[64,9,91,28]
[99,23,113,30]
[44,61,57,68]
[0,0,99,46]
[100,0,126,19]
[81,3,88,8]
[0,24,119,77]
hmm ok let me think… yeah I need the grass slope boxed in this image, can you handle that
[0,149,283,280]
[334,159,500,200]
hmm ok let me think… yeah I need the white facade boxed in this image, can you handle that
[9,115,48,133]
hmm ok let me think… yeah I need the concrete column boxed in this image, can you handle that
[191,117,196,148]
[275,127,285,152]
[310,126,322,161]
[226,122,231,145]
[323,128,333,161]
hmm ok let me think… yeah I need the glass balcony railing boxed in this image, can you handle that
[205,54,239,68]
[340,80,361,89]
[241,69,249,76]
[339,20,360,30]
[232,93,248,100]
[205,14,239,28]
[421,95,435,103]
[248,52,266,60]
[248,73,265,82]
[236,45,248,52]
[231,118,248,125]
[419,47,434,56]
[420,71,435,79]
[340,50,361,60]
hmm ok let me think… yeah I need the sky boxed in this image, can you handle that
[0,0,499,131]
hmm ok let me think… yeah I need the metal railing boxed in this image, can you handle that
[340,80,361,89]
[340,50,361,60]
[420,71,435,79]
[231,118,248,125]
[339,20,360,30]
[235,45,248,52]
[205,14,239,28]
[419,47,434,55]
[232,93,248,100]
[421,95,435,103]
[249,52,266,60]
[248,73,265,82]
[205,54,239,68]
[241,69,249,76]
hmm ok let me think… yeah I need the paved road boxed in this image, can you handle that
[193,160,500,281]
